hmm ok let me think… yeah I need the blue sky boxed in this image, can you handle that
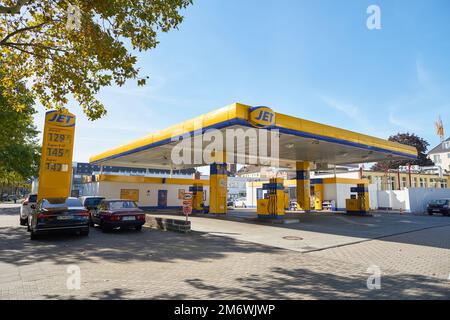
[34,0,450,163]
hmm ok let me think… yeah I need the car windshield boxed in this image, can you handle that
[28,194,37,202]
[85,197,104,208]
[431,200,448,205]
[108,201,137,210]
[42,198,83,208]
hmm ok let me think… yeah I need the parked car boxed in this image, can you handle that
[233,198,247,208]
[91,199,145,232]
[79,196,105,210]
[79,196,105,222]
[427,199,450,216]
[20,194,37,226]
[28,197,90,240]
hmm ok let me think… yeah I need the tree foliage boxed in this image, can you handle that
[372,133,434,171]
[0,80,40,186]
[0,0,192,120]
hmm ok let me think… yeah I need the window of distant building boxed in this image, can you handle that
[444,141,450,149]
[388,176,395,190]
[401,177,407,189]
[448,153,450,159]
[419,178,424,188]
[433,155,442,164]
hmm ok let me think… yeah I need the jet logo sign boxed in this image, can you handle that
[46,111,76,127]
[249,106,276,128]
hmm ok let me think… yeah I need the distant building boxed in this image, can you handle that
[428,138,450,172]
[236,165,295,180]
[71,162,196,196]
[316,169,449,191]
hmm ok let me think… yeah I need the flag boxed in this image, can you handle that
[435,116,445,141]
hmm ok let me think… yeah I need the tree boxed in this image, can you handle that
[0,79,40,189]
[371,133,434,171]
[0,0,192,120]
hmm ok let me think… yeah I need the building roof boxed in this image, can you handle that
[428,138,450,155]
[89,103,417,169]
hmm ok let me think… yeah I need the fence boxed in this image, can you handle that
[374,188,450,213]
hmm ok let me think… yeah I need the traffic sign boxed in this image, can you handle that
[183,192,193,216]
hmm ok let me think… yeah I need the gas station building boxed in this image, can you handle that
[88,103,417,218]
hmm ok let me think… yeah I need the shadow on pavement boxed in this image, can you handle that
[149,209,450,251]
[155,267,450,300]
[0,223,281,268]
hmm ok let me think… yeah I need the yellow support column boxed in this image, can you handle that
[296,161,311,211]
[209,151,227,214]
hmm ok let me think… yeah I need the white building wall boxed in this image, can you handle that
[407,188,450,213]
[368,184,378,209]
[245,183,258,208]
[323,184,337,207]
[87,181,209,208]
[375,188,450,212]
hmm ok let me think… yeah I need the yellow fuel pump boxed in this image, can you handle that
[313,183,323,210]
[257,178,285,218]
[284,189,290,211]
[345,183,370,215]
[189,184,204,212]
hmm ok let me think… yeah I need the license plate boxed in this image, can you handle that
[122,216,135,221]
[57,215,73,220]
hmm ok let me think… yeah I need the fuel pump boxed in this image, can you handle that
[345,183,370,215]
[257,178,285,218]
[189,184,204,213]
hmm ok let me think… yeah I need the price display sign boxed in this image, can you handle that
[37,110,76,201]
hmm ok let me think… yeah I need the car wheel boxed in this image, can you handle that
[428,211,433,215]
[243,203,247,208]
[101,224,111,233]
[19,217,27,226]
[135,225,142,231]
[30,230,38,240]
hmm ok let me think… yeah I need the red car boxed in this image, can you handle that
[90,199,146,232]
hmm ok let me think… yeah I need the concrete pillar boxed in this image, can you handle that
[296,161,311,211]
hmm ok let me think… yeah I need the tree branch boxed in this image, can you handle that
[3,41,69,53]
[3,42,51,60]
[0,0,32,15]
[0,21,49,44]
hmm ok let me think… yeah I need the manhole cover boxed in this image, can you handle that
[282,236,303,240]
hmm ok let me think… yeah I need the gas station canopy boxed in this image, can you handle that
[89,103,417,170]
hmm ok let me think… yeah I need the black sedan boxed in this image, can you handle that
[90,199,146,232]
[29,197,90,240]
[427,199,450,216]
